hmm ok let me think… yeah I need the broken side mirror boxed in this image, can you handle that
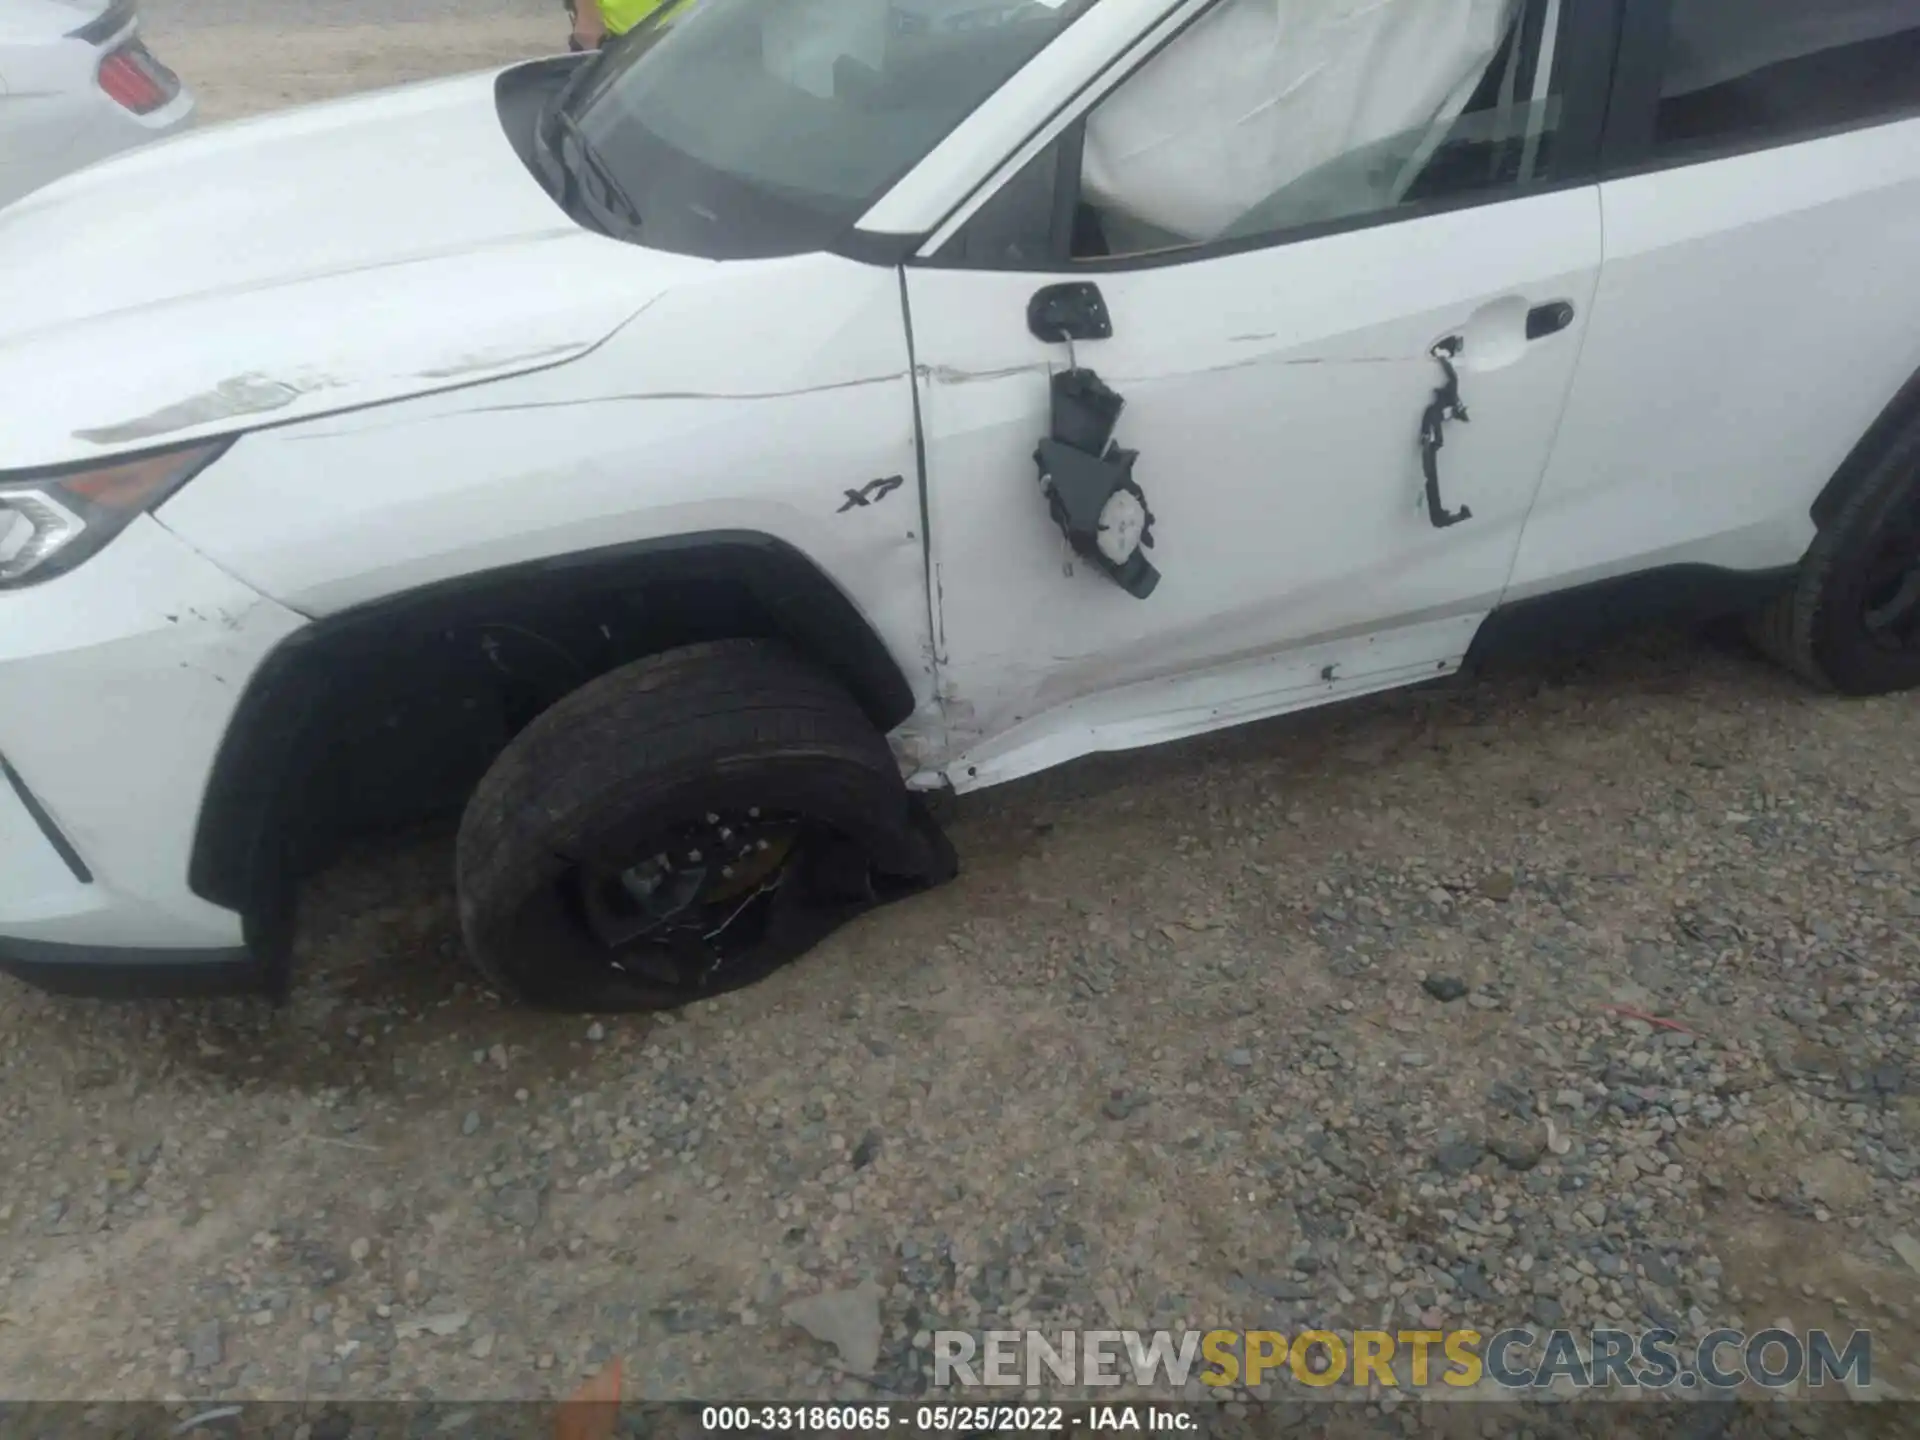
[1034,369,1159,601]
[1049,366,1125,454]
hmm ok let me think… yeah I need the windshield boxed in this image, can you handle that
[566,0,1100,258]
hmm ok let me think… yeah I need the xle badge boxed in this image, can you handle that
[838,475,904,513]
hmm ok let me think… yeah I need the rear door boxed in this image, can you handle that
[903,0,1620,785]
[1509,0,1920,601]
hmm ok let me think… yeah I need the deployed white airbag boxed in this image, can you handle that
[1082,0,1522,243]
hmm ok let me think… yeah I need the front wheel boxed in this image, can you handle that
[454,639,955,1012]
[1752,417,1920,696]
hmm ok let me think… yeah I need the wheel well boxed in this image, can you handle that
[1812,364,1920,532]
[187,532,918,961]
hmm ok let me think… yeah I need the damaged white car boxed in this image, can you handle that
[1,0,1917,1011]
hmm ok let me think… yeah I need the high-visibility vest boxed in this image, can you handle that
[598,0,690,35]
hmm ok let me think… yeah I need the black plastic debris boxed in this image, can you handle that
[1418,335,1474,529]
[1049,366,1124,452]
[1034,368,1160,600]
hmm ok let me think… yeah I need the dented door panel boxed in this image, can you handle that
[904,188,1603,786]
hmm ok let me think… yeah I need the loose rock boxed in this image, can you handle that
[781,1283,884,1376]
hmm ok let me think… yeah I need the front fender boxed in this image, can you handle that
[186,530,926,986]
[164,250,939,964]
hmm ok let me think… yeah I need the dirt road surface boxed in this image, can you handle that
[1,2,1916,1414]
[145,2,560,123]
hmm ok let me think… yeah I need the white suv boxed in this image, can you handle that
[1,0,1916,1011]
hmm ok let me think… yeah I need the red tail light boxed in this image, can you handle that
[97,41,179,115]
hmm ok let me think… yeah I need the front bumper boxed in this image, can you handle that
[0,515,304,995]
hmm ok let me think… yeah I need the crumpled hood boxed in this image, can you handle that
[0,67,712,466]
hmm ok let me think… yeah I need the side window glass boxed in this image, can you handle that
[1072,0,1566,259]
[1654,1,1920,156]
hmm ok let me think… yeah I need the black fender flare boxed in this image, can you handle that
[187,531,919,983]
[1812,363,1920,533]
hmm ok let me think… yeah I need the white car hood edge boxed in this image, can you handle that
[0,66,714,468]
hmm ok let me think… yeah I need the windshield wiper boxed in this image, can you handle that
[552,107,644,234]
[531,70,642,240]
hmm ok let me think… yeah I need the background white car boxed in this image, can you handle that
[0,0,195,211]
[0,0,1917,1015]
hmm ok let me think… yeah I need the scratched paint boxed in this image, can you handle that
[451,372,913,417]
[414,343,587,380]
[919,362,1052,386]
[74,375,312,446]
[159,254,942,726]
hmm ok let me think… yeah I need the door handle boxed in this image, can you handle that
[1028,282,1113,344]
[1525,301,1575,340]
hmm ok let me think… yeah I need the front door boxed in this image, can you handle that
[903,0,1615,787]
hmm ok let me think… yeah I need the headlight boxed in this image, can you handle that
[0,439,231,589]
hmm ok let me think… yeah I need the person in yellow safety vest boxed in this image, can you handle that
[568,0,689,52]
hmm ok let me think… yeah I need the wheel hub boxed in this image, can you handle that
[578,806,800,955]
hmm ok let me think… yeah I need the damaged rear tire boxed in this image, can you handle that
[1751,416,1920,695]
[454,638,956,1012]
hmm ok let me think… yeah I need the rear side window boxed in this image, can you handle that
[1653,0,1920,155]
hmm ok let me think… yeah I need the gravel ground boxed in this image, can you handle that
[2,8,1917,1415]
[142,3,562,123]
